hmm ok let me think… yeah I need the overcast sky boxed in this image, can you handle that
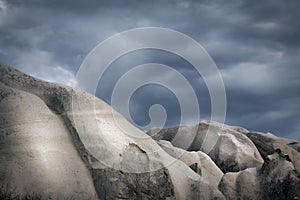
[0,0,299,140]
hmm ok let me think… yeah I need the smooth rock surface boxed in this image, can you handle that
[157,140,224,187]
[149,121,264,173]
[0,64,225,199]
[1,63,299,200]
[218,151,300,200]
[245,131,300,175]
[218,167,260,200]
[0,83,98,199]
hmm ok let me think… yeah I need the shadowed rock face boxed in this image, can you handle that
[245,131,300,176]
[157,140,224,188]
[149,123,300,199]
[218,152,300,200]
[1,64,299,200]
[288,142,300,153]
[149,121,264,173]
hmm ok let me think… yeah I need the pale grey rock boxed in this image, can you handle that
[245,131,300,175]
[158,140,224,187]
[260,153,300,199]
[218,167,260,200]
[218,151,300,200]
[0,64,225,199]
[149,121,264,173]
[0,64,175,199]
[288,141,300,153]
[1,63,299,200]
[0,83,98,199]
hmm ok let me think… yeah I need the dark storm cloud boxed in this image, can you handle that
[0,0,299,140]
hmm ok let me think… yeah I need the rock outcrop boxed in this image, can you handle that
[245,131,300,175]
[149,121,264,173]
[0,82,98,199]
[149,123,300,199]
[157,140,223,188]
[218,151,300,199]
[0,64,224,199]
[1,64,299,200]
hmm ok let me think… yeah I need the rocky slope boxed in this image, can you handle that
[149,122,300,199]
[0,64,299,200]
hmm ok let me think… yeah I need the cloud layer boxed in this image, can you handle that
[0,0,299,140]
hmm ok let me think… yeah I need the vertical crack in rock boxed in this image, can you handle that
[0,65,176,199]
[91,143,174,199]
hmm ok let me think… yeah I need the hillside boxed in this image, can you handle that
[0,64,299,199]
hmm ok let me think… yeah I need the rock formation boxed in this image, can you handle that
[150,122,300,200]
[0,64,299,199]
[0,64,224,199]
[149,121,264,173]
